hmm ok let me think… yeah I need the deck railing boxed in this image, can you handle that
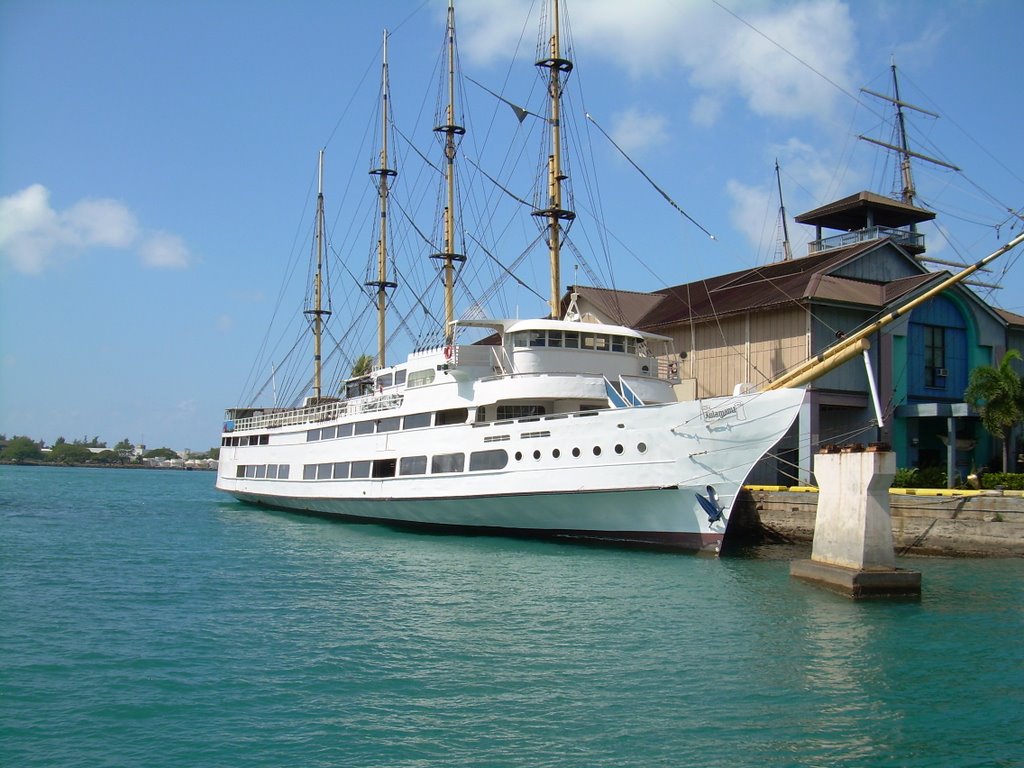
[808,226,925,254]
[227,392,404,433]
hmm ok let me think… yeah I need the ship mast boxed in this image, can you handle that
[859,60,954,205]
[304,149,331,402]
[533,0,576,319]
[368,29,398,367]
[431,0,466,345]
[775,159,793,262]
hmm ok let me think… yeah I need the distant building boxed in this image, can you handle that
[568,190,1023,484]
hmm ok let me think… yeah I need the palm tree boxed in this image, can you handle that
[350,354,374,378]
[964,349,1024,472]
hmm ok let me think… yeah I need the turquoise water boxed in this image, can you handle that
[2,465,1022,767]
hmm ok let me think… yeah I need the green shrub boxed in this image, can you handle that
[980,472,1024,491]
[891,466,947,489]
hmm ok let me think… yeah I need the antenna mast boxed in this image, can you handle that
[304,149,331,402]
[533,0,576,319]
[431,0,466,345]
[775,159,793,262]
[368,30,398,368]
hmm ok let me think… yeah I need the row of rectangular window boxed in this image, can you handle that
[510,330,638,354]
[223,434,270,447]
[235,463,290,479]
[301,449,508,481]
[306,409,469,442]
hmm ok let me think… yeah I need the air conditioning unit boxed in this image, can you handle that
[936,368,948,377]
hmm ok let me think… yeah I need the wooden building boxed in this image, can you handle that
[567,191,1023,484]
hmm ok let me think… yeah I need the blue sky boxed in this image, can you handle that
[2,0,1022,452]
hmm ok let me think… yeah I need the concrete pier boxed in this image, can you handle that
[791,444,921,598]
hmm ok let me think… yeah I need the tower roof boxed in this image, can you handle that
[795,190,935,231]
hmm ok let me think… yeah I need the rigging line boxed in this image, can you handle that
[323,50,381,150]
[467,231,548,304]
[389,194,439,252]
[562,239,605,293]
[393,122,443,175]
[716,1,1017,228]
[585,112,717,241]
[916,197,1001,228]
[712,0,864,104]
[239,167,319,403]
[897,68,1024,189]
[463,154,534,208]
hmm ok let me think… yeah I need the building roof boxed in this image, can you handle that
[561,285,665,328]
[623,240,884,330]
[795,190,936,230]
[996,308,1024,328]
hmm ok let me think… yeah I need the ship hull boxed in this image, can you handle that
[216,389,804,553]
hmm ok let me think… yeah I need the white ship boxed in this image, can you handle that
[215,0,806,553]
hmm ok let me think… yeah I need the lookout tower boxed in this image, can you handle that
[795,190,935,257]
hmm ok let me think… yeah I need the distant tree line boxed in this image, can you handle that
[0,434,219,465]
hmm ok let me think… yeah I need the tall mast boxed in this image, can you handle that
[367,29,397,368]
[859,60,953,204]
[532,0,575,319]
[891,60,915,205]
[431,0,466,345]
[304,149,331,401]
[775,158,793,262]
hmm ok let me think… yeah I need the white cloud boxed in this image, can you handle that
[609,107,669,154]
[726,135,869,255]
[460,0,857,124]
[690,94,722,128]
[0,184,190,274]
[140,231,189,269]
[63,197,139,249]
[726,179,776,256]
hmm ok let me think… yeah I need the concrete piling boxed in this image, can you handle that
[791,444,921,598]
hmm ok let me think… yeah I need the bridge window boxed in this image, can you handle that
[497,404,545,420]
[408,369,435,388]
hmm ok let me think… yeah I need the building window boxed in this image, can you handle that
[924,325,945,387]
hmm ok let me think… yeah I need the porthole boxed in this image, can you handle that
[614,444,624,454]
[552,448,561,459]
[533,450,541,460]
[515,451,523,461]
[593,446,602,456]
[637,442,647,454]
[572,447,581,457]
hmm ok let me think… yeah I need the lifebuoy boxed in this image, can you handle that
[444,345,453,360]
